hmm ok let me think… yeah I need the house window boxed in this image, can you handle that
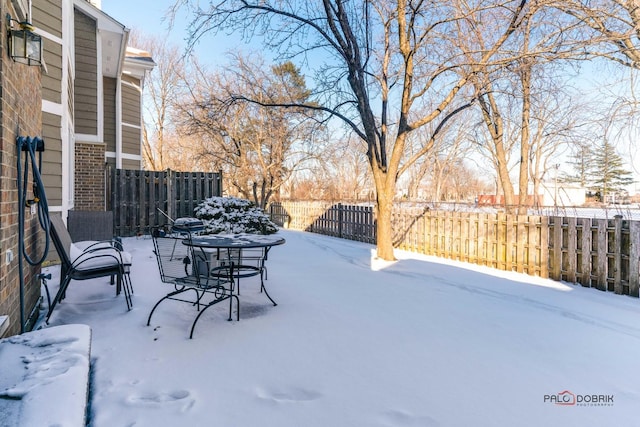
[10,0,29,22]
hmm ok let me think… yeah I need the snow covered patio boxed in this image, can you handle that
[25,229,640,425]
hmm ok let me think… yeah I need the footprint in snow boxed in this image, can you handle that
[380,409,439,427]
[126,389,195,412]
[255,386,322,403]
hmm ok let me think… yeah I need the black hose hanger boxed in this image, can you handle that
[16,135,50,333]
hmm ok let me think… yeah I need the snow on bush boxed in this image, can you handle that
[194,196,279,235]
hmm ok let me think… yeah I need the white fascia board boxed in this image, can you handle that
[73,0,126,33]
[122,122,142,130]
[42,100,63,116]
[105,151,141,161]
[75,134,104,144]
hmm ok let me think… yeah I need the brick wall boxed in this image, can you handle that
[74,142,106,210]
[0,0,45,336]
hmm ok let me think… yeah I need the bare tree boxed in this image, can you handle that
[555,0,640,68]
[599,70,640,183]
[527,77,587,206]
[173,0,528,260]
[445,161,493,201]
[466,2,579,212]
[177,54,321,208]
[319,134,372,201]
[471,72,519,209]
[405,117,475,202]
[284,133,372,201]
[129,32,190,171]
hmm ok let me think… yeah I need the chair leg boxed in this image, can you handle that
[147,287,199,326]
[189,294,239,339]
[46,276,72,323]
[260,269,277,306]
[115,273,122,295]
[122,272,133,310]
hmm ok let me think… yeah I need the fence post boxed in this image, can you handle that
[596,219,608,291]
[217,170,223,196]
[566,217,577,283]
[540,216,549,278]
[630,220,640,297]
[580,218,592,287]
[613,216,623,294]
[338,203,343,238]
[167,169,174,220]
[551,216,563,281]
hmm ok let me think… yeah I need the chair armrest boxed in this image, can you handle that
[75,238,123,252]
[71,251,126,270]
[70,243,132,269]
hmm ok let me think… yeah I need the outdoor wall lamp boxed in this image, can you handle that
[6,14,42,66]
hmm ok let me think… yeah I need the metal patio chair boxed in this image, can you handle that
[148,230,239,338]
[219,246,275,306]
[46,215,133,323]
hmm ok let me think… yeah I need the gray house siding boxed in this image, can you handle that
[121,84,141,123]
[33,0,63,105]
[103,77,117,153]
[32,0,62,38]
[33,0,64,209]
[122,126,141,155]
[41,112,63,206]
[106,158,142,170]
[41,42,62,104]
[121,158,141,170]
[74,9,98,135]
[121,81,141,162]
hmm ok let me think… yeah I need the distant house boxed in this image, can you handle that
[478,183,586,207]
[536,182,586,207]
[0,0,154,337]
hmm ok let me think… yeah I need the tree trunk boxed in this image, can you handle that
[497,157,516,211]
[369,154,397,261]
[375,190,395,261]
[518,61,532,215]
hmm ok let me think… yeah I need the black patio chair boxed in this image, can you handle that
[217,246,276,306]
[148,229,239,338]
[46,215,133,323]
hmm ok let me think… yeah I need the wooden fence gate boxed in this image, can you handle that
[108,169,222,236]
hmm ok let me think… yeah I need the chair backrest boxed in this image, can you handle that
[49,215,73,268]
[67,210,114,242]
[152,234,194,284]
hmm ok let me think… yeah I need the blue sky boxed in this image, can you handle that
[101,1,640,193]
[102,0,187,43]
[101,0,247,66]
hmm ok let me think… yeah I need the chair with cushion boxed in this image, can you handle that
[46,215,133,323]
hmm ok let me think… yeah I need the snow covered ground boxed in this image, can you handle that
[35,229,640,426]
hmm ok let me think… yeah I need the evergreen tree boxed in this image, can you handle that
[589,139,634,201]
[563,144,592,187]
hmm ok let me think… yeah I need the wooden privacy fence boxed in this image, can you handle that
[269,201,640,298]
[108,169,222,236]
[269,202,376,243]
[548,216,639,297]
[391,208,549,277]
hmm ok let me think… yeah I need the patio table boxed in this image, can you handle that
[183,233,285,306]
